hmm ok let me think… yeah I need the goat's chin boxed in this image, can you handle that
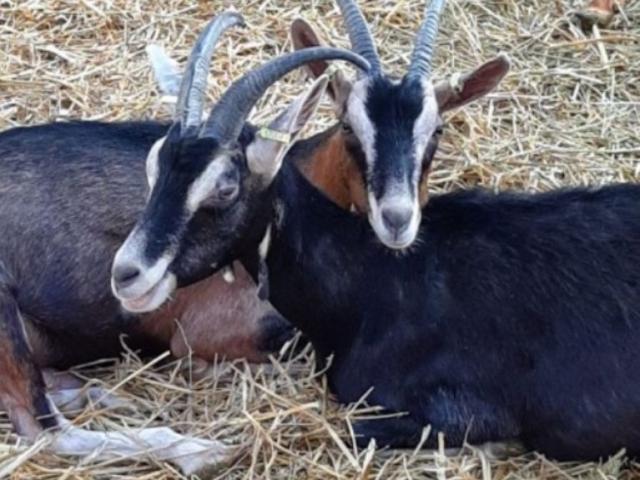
[369,216,421,252]
[119,273,177,314]
[377,233,417,251]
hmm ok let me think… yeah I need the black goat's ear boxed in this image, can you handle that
[245,75,330,183]
[435,54,510,113]
[290,18,353,114]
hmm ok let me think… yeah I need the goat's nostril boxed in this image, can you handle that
[113,264,141,289]
[381,207,412,235]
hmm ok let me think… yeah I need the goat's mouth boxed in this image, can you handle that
[115,272,177,314]
[367,197,421,251]
[373,226,418,251]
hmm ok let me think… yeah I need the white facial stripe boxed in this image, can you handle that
[186,154,233,213]
[368,190,422,251]
[146,137,165,190]
[112,227,175,304]
[412,80,439,186]
[120,271,176,313]
[346,78,377,170]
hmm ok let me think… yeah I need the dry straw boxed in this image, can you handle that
[0,0,639,478]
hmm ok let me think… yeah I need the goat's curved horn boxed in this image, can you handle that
[407,0,446,80]
[336,0,381,73]
[176,11,245,135]
[201,47,370,144]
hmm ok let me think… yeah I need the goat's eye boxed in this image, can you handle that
[199,168,240,210]
[341,122,354,135]
[434,125,444,136]
[201,188,238,210]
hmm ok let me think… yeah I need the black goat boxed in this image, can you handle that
[290,0,509,251]
[123,90,640,460]
[0,12,369,475]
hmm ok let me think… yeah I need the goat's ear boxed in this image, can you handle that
[246,76,330,183]
[146,44,182,97]
[435,54,510,113]
[290,18,352,112]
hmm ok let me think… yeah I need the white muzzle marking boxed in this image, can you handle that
[368,190,421,250]
[111,229,177,313]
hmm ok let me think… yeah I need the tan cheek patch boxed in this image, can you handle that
[294,129,369,215]
[306,133,352,209]
[346,161,369,214]
[419,167,431,207]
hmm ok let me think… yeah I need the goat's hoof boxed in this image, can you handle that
[175,441,241,478]
[351,417,423,449]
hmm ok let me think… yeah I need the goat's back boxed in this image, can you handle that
[0,121,168,342]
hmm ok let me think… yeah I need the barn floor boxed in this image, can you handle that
[0,0,639,478]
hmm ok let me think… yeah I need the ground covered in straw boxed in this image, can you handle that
[0,0,639,478]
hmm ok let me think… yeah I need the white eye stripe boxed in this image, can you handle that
[346,78,377,171]
[412,80,439,186]
[186,155,234,213]
[146,137,165,191]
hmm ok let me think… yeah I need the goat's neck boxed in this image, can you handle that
[257,162,370,362]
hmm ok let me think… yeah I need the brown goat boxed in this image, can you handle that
[138,262,290,367]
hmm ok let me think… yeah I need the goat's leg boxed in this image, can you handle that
[38,367,236,474]
[37,373,236,475]
[0,369,133,414]
[353,415,424,448]
[0,270,55,439]
[42,369,132,413]
[46,397,236,476]
[354,389,521,451]
[0,271,235,475]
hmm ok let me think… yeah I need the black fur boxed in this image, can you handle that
[0,121,168,361]
[165,138,640,459]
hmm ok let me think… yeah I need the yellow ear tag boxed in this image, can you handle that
[257,127,292,144]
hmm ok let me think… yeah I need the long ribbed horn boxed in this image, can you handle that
[336,0,381,73]
[201,47,370,144]
[407,0,446,80]
[175,11,244,135]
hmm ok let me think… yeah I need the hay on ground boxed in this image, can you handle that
[0,0,639,478]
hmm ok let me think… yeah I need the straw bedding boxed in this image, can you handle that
[0,0,639,478]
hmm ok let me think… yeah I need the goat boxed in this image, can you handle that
[149,2,509,244]
[289,0,509,250]
[116,8,640,465]
[0,12,368,475]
